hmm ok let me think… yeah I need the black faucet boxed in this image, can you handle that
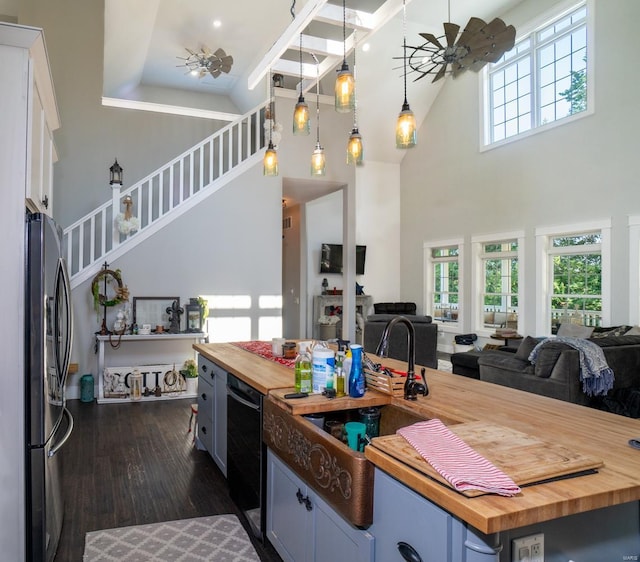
[375,315,429,400]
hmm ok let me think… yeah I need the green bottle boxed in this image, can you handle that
[295,342,312,393]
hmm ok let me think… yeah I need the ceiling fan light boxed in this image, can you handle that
[335,62,355,113]
[396,102,417,149]
[311,143,326,176]
[347,127,363,165]
[263,142,278,176]
[293,95,310,135]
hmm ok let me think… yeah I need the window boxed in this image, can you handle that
[425,241,462,327]
[479,239,519,331]
[484,2,590,146]
[536,221,610,335]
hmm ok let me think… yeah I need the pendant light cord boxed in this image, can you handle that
[402,0,408,105]
[314,53,320,143]
[342,0,347,62]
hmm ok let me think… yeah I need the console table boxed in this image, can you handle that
[312,295,374,342]
[95,332,206,403]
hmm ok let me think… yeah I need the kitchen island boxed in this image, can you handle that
[195,342,640,561]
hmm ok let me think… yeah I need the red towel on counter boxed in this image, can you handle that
[397,419,521,497]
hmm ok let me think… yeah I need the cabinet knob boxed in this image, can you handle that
[397,542,422,562]
[202,364,208,373]
[201,426,207,434]
[295,489,312,511]
[201,392,208,401]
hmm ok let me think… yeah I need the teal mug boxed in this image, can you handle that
[344,421,367,452]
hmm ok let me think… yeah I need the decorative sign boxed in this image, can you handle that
[103,364,185,399]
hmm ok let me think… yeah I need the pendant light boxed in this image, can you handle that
[263,71,279,176]
[311,56,326,176]
[396,0,417,149]
[293,33,310,135]
[346,41,363,165]
[334,0,355,113]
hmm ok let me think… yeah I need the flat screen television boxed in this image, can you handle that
[320,243,366,275]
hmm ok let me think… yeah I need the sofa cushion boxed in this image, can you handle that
[590,325,632,338]
[557,323,594,338]
[373,302,416,315]
[623,325,640,336]
[532,341,567,378]
[366,314,432,324]
[514,336,541,361]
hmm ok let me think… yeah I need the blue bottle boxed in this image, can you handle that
[348,344,365,398]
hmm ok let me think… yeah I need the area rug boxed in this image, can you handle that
[83,514,260,562]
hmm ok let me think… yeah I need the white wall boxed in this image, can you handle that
[399,0,640,341]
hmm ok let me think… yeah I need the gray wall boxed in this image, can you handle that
[399,0,640,339]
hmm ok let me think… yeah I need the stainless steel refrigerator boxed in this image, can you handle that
[25,212,74,562]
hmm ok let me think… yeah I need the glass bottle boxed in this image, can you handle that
[295,342,312,394]
[348,344,365,398]
[335,350,346,397]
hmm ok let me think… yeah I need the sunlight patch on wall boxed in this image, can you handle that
[259,316,283,341]
[207,317,251,343]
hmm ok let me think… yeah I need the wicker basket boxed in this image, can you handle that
[364,368,405,397]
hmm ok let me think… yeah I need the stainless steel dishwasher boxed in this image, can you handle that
[226,373,265,539]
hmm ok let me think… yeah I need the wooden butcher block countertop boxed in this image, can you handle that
[365,362,640,534]
[194,343,640,535]
[194,342,294,394]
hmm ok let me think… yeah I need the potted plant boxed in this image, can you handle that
[180,359,198,394]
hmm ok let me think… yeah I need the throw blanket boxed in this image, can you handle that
[528,337,614,396]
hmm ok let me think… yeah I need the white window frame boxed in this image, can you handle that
[628,215,640,326]
[535,219,610,335]
[471,231,525,336]
[424,238,464,334]
[480,0,595,151]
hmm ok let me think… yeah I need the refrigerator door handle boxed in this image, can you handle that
[48,407,74,458]
[54,258,73,392]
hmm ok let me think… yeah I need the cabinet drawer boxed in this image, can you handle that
[198,409,215,456]
[197,375,214,419]
[198,355,225,384]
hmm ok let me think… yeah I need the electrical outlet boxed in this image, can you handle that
[512,533,544,562]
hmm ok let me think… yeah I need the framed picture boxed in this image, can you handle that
[185,303,202,333]
[133,297,179,330]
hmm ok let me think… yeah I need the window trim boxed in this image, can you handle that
[424,238,464,333]
[628,215,640,326]
[535,219,610,335]
[471,231,525,336]
[479,0,595,151]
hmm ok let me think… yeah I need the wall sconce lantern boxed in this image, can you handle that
[109,159,123,185]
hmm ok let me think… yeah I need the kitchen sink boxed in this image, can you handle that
[263,399,427,527]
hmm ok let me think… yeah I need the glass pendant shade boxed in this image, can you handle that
[396,102,417,149]
[335,62,355,113]
[347,127,363,165]
[311,143,326,176]
[263,142,278,176]
[293,96,311,135]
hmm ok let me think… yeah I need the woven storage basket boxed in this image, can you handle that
[364,368,405,397]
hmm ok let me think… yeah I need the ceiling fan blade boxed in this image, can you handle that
[432,63,448,82]
[214,48,228,59]
[419,32,444,50]
[457,17,487,45]
[209,67,222,78]
[443,22,460,47]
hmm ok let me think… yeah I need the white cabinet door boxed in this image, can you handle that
[266,449,311,562]
[267,449,374,562]
[212,361,227,477]
[369,467,452,562]
[197,355,227,476]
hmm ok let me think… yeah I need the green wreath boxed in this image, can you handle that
[91,269,125,317]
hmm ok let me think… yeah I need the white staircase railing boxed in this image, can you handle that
[63,102,267,288]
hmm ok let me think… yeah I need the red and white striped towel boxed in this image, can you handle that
[397,419,521,496]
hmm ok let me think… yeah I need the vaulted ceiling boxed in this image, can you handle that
[101,0,524,165]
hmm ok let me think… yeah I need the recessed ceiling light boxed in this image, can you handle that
[361,43,370,52]
[213,19,222,28]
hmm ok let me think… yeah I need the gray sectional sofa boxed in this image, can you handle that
[477,333,640,413]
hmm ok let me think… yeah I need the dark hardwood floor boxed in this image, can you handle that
[55,398,282,561]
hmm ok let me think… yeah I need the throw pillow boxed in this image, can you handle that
[624,325,640,336]
[590,325,632,338]
[556,323,594,338]
[514,336,541,361]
